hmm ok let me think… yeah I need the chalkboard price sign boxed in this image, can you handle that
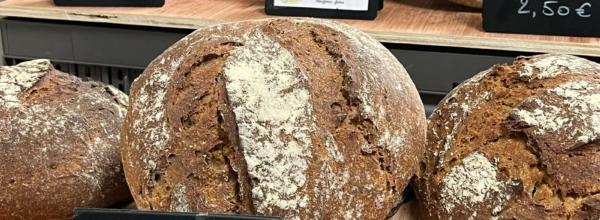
[483,0,600,37]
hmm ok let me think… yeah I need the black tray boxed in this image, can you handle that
[72,208,281,220]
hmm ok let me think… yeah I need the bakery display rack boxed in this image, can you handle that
[0,0,598,56]
[1,1,598,220]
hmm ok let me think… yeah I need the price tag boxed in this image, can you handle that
[273,0,369,11]
[483,0,600,37]
[265,0,380,20]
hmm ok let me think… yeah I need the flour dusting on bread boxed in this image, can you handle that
[170,184,190,212]
[512,80,600,145]
[223,28,315,218]
[0,59,51,108]
[517,54,600,79]
[440,152,515,215]
[435,68,493,163]
[130,53,184,166]
[325,134,345,163]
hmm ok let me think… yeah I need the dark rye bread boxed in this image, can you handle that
[415,54,600,220]
[0,60,132,220]
[121,18,426,220]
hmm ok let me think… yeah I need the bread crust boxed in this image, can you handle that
[121,18,426,219]
[415,54,600,220]
[0,60,132,219]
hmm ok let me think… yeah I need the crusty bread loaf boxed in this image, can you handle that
[415,54,600,219]
[0,60,132,220]
[121,18,426,220]
[448,0,482,9]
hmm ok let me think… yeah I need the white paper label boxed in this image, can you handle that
[274,0,369,11]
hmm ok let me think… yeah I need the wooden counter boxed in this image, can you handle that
[0,0,599,56]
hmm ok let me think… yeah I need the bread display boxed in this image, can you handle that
[415,54,600,219]
[0,60,132,219]
[448,0,482,9]
[121,18,426,219]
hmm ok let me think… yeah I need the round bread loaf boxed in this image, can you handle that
[0,60,132,219]
[121,18,426,219]
[415,54,600,219]
[448,0,482,9]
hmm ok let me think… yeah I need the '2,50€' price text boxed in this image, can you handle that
[518,0,591,18]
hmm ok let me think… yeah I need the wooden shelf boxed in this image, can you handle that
[0,0,599,56]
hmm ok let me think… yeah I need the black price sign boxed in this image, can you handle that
[483,0,599,37]
[54,0,165,7]
[72,208,281,220]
